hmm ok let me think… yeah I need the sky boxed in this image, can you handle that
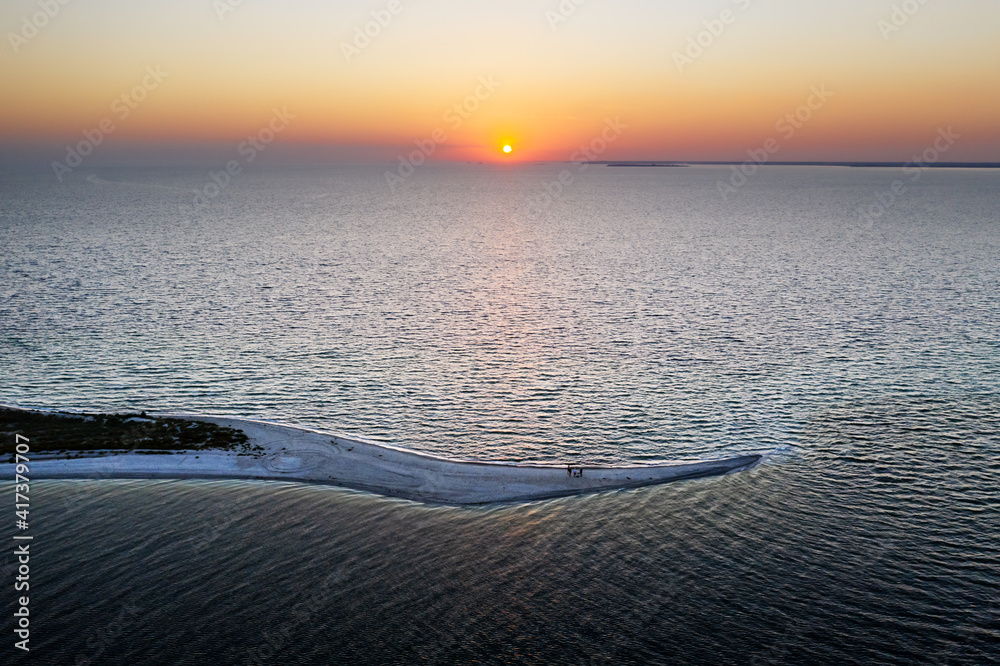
[1,0,998,166]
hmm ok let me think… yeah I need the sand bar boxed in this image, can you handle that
[2,410,768,504]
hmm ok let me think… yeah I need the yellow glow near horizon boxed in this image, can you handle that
[0,0,997,164]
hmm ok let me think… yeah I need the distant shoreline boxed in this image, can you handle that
[605,162,689,168]
[598,161,1000,169]
[2,161,998,176]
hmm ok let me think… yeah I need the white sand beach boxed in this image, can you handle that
[5,413,767,504]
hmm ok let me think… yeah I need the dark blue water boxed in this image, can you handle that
[1,165,998,664]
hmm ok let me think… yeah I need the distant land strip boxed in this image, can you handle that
[598,161,1000,168]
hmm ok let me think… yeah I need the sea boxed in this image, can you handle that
[1,164,998,664]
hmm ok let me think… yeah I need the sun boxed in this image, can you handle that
[502,144,512,154]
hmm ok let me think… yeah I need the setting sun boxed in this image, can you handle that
[503,145,512,154]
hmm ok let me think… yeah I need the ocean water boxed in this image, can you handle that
[1,165,998,664]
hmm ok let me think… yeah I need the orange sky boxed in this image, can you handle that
[1,0,998,165]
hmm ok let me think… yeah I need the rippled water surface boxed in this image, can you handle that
[1,165,998,664]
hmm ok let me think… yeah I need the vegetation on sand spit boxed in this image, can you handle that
[1,408,259,461]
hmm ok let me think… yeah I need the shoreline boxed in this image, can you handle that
[2,407,770,504]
